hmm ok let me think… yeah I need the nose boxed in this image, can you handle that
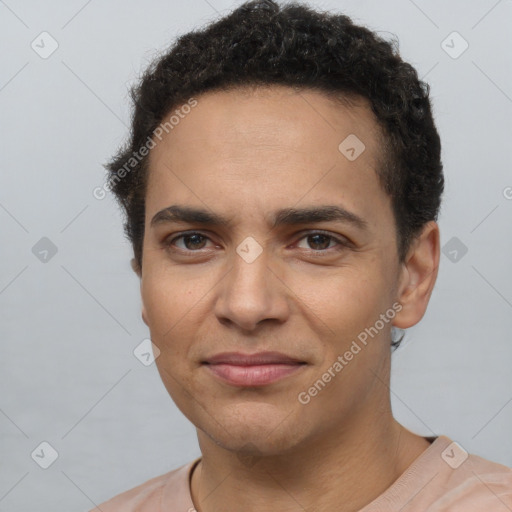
[213,246,290,332]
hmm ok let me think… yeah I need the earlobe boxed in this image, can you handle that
[141,305,149,326]
[393,221,440,329]
[130,257,142,278]
[130,257,147,324]
[140,282,149,327]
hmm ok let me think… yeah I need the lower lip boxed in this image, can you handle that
[203,363,305,386]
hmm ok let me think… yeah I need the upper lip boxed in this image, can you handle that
[203,351,305,365]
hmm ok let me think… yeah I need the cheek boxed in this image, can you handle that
[141,267,201,337]
[289,264,386,340]
[141,273,199,406]
[140,275,191,381]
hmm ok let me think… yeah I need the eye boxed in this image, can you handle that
[163,230,351,255]
[165,232,214,251]
[295,231,349,253]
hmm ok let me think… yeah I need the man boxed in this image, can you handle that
[92,0,512,510]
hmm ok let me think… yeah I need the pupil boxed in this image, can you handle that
[309,234,330,250]
[185,234,205,249]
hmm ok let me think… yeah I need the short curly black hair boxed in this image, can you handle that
[104,0,444,347]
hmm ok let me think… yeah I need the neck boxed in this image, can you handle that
[190,407,431,512]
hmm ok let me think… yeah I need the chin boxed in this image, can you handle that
[196,404,310,456]
[212,429,299,457]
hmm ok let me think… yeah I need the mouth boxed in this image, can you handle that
[201,351,307,387]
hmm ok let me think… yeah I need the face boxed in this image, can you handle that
[138,86,415,455]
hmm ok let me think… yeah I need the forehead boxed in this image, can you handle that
[150,85,381,158]
[145,85,392,233]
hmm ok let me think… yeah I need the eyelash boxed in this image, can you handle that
[163,230,351,256]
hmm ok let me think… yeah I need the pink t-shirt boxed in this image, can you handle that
[90,435,512,511]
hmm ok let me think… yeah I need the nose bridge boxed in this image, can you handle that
[235,238,271,285]
[214,241,288,329]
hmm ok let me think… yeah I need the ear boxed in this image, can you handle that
[130,257,141,278]
[393,221,440,329]
[131,258,149,326]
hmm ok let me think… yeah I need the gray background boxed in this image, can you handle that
[1,0,511,510]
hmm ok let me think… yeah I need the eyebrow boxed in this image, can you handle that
[150,204,369,232]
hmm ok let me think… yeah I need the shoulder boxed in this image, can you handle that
[364,436,512,512]
[428,451,512,511]
[89,459,197,512]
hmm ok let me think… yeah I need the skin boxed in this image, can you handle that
[132,85,440,512]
